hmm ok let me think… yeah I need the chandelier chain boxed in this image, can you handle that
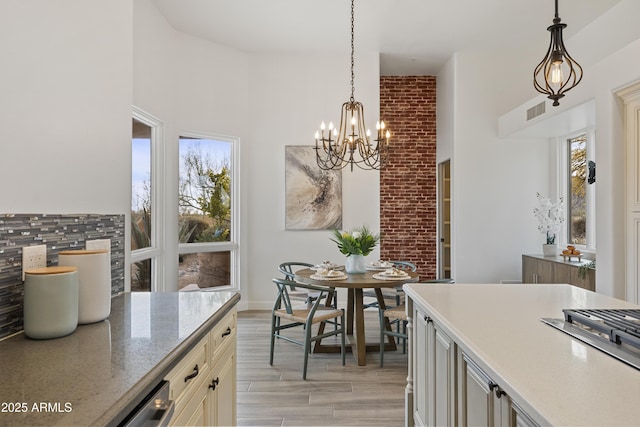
[313,0,390,171]
[350,0,355,102]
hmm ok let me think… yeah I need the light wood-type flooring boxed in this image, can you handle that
[237,309,408,427]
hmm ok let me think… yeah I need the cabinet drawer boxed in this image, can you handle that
[169,372,209,427]
[165,334,210,410]
[211,310,236,360]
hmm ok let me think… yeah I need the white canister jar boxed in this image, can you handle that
[58,249,111,324]
[23,266,79,339]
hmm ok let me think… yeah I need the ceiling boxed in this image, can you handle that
[150,0,621,76]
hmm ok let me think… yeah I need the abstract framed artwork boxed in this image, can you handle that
[285,146,342,230]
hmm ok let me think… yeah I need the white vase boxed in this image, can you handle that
[345,254,366,274]
[542,244,557,257]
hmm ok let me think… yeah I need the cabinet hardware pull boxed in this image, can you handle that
[209,377,220,390]
[222,327,231,337]
[489,382,506,398]
[184,364,199,382]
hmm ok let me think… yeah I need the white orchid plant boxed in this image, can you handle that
[533,193,564,244]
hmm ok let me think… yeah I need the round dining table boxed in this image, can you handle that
[294,267,419,366]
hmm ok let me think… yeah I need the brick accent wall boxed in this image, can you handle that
[380,76,437,280]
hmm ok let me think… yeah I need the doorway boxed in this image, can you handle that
[438,160,452,279]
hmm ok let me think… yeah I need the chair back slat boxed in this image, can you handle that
[279,261,314,280]
[390,260,417,272]
[272,278,332,315]
[274,279,295,314]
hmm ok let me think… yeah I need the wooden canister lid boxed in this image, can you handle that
[25,266,77,275]
[58,249,108,255]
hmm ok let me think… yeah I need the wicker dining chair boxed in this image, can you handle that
[270,278,345,379]
[379,278,454,367]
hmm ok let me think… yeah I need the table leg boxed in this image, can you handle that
[312,285,397,365]
[346,288,354,335]
[350,288,367,365]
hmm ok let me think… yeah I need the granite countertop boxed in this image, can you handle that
[0,290,240,427]
[403,283,640,426]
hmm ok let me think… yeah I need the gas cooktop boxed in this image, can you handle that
[542,309,640,371]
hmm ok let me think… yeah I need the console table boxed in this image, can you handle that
[522,254,595,291]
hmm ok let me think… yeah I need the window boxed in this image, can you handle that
[561,130,595,251]
[178,132,238,290]
[131,107,164,291]
[568,134,587,245]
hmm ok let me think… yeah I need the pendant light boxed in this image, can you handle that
[533,0,583,107]
[314,0,390,171]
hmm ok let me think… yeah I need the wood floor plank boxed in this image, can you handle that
[237,310,407,426]
[237,391,310,405]
[283,418,403,427]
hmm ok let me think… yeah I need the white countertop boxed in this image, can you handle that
[403,283,640,427]
[0,291,240,427]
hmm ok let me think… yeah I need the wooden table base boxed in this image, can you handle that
[313,288,398,365]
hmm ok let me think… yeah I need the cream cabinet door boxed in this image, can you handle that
[459,352,500,427]
[413,307,430,427]
[169,375,210,427]
[458,352,538,427]
[208,309,237,427]
[432,322,456,427]
[412,306,456,427]
[209,345,236,427]
[509,401,539,427]
[165,334,210,426]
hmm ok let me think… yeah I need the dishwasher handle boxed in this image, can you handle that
[156,399,175,427]
[120,380,174,427]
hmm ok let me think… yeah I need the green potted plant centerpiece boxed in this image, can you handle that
[331,226,379,273]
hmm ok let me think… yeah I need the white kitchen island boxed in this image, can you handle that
[403,283,640,427]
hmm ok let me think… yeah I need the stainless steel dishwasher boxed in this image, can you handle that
[118,380,174,427]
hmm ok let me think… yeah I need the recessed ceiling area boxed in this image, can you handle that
[150,0,621,75]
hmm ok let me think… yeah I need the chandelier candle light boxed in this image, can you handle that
[314,0,390,171]
[533,0,583,106]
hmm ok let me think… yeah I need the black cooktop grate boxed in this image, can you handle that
[563,309,640,350]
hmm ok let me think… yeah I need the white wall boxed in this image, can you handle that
[0,0,132,284]
[438,52,550,284]
[245,52,381,308]
[445,0,640,296]
[0,0,132,214]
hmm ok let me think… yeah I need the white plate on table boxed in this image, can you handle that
[366,260,395,271]
[373,269,410,280]
[311,262,344,271]
[310,271,348,281]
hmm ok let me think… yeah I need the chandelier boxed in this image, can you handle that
[533,0,583,107]
[314,0,390,171]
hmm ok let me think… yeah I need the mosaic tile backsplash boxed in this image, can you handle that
[0,214,125,340]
